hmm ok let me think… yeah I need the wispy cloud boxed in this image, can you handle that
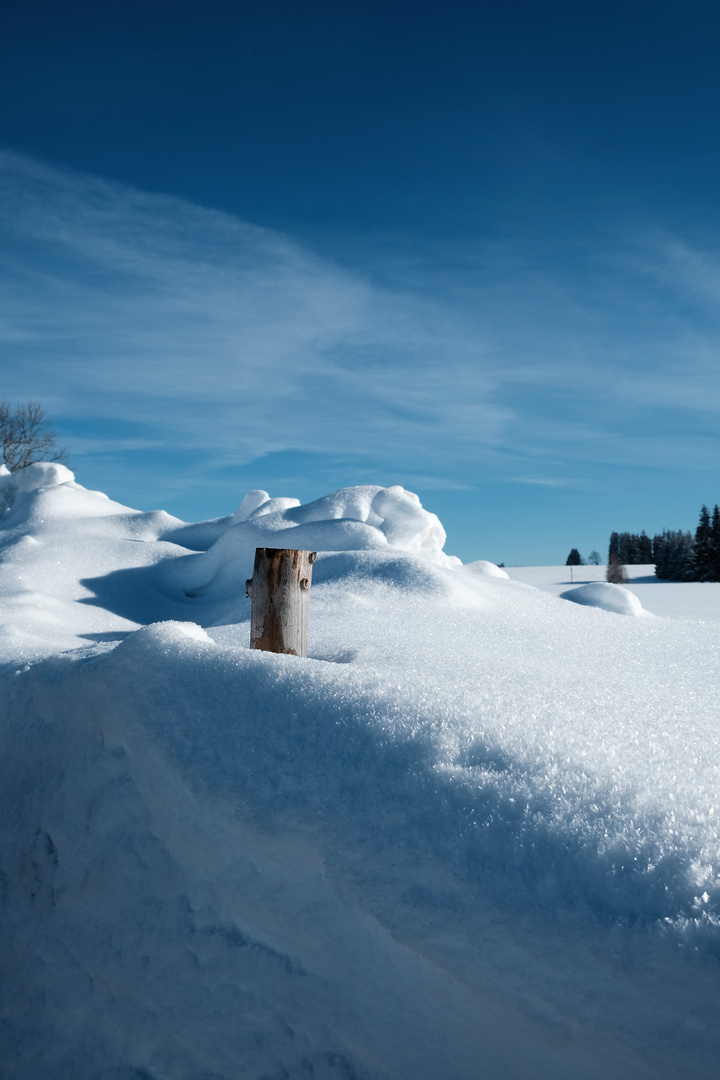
[1,150,720,513]
[510,475,572,488]
[0,151,508,470]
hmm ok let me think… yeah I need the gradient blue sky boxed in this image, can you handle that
[1,0,720,564]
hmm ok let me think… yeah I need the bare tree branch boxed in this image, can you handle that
[0,402,68,471]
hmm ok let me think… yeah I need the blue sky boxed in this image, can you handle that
[1,0,720,564]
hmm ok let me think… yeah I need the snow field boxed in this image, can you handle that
[2,464,720,1078]
[508,563,720,620]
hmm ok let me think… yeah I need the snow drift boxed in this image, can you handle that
[162,483,459,601]
[1,465,720,1079]
[560,580,650,616]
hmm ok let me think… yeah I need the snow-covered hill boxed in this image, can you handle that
[2,464,720,1079]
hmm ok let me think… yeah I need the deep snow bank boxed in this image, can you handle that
[161,483,460,601]
[2,466,720,1079]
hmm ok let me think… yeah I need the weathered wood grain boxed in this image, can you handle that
[246,548,316,656]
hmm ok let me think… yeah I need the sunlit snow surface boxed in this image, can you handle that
[560,581,650,616]
[2,465,720,1079]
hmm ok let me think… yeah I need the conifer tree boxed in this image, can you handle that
[652,533,664,563]
[711,505,720,582]
[654,533,669,579]
[693,505,713,581]
[608,532,619,563]
[623,533,640,564]
[654,530,696,580]
[638,531,653,563]
[566,548,582,566]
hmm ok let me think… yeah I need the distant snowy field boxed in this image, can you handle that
[2,464,720,1080]
[506,564,720,621]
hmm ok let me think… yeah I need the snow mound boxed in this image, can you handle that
[0,460,75,492]
[0,461,75,512]
[163,484,460,601]
[560,581,649,616]
[13,461,75,490]
[311,549,452,593]
[116,620,216,657]
[463,559,510,579]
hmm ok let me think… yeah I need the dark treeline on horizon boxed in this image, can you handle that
[608,504,720,582]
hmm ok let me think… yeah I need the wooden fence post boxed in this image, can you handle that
[246,548,316,657]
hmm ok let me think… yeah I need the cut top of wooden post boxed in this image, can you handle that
[246,548,316,657]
